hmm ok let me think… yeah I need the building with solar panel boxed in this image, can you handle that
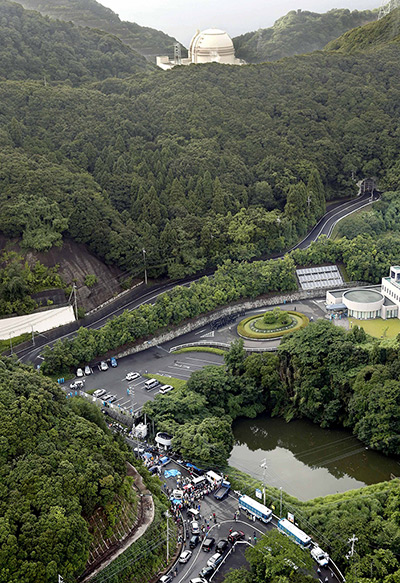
[325,266,400,320]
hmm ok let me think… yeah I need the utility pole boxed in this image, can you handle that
[165,510,170,561]
[346,533,359,582]
[306,195,312,208]
[280,486,283,517]
[31,325,35,347]
[260,458,267,506]
[9,333,12,355]
[142,248,148,285]
[73,284,78,319]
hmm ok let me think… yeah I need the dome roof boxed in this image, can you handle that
[189,28,236,64]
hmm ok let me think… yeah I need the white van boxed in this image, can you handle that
[159,384,173,394]
[145,378,159,390]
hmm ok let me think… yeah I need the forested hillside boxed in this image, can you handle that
[0,358,134,582]
[325,6,400,53]
[16,0,182,59]
[0,0,152,83]
[233,8,377,63]
[0,5,400,282]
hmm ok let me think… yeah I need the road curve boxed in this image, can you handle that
[17,192,375,365]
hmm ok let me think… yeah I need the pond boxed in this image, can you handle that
[230,416,400,501]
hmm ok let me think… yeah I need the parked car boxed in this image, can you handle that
[159,575,173,583]
[179,549,192,564]
[202,537,215,552]
[93,389,106,398]
[103,393,112,401]
[110,357,118,367]
[99,361,108,371]
[76,368,84,377]
[189,579,207,583]
[84,365,92,375]
[126,371,140,381]
[189,534,200,549]
[159,384,173,394]
[70,380,85,390]
[199,565,214,581]
[216,539,229,553]
[206,552,224,569]
[191,521,200,534]
[228,531,245,543]
[199,565,214,580]
[107,395,117,403]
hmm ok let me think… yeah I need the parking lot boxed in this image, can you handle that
[68,348,225,415]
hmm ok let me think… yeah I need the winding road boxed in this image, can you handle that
[17,192,376,366]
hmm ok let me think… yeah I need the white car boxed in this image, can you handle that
[76,368,84,377]
[159,384,173,394]
[189,578,207,583]
[93,389,106,398]
[179,549,192,564]
[126,371,140,381]
[84,365,92,375]
[70,380,85,390]
[100,361,108,371]
[191,521,200,534]
[311,546,329,567]
[207,553,223,569]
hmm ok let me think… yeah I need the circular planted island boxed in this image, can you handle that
[237,307,309,340]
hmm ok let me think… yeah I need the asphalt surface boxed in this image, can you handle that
[16,192,374,368]
[65,299,327,415]
[154,459,340,583]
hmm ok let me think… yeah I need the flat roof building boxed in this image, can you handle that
[326,266,400,320]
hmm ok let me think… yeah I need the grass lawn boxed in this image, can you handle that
[142,373,187,390]
[349,317,400,339]
[172,346,227,356]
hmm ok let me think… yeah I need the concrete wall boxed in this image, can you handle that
[0,305,75,340]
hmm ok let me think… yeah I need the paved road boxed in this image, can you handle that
[65,299,327,415]
[16,192,374,368]
[154,460,340,583]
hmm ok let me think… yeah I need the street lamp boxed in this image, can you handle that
[142,248,148,286]
[260,459,267,506]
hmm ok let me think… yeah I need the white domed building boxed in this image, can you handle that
[156,28,243,70]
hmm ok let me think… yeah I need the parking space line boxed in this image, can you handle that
[184,357,223,365]
[160,369,191,379]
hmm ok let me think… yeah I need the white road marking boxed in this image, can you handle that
[195,328,207,335]
[184,357,223,365]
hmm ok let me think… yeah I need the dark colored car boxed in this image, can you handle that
[216,539,229,553]
[202,537,215,552]
[199,565,214,580]
[228,530,245,543]
[189,534,200,549]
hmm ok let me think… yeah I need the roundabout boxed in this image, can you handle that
[237,308,309,340]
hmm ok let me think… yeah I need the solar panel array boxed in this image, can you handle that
[296,265,343,290]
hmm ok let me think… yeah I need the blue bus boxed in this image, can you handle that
[278,518,311,547]
[239,495,272,523]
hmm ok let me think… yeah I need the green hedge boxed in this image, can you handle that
[237,311,309,339]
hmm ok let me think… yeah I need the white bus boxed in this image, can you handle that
[278,518,311,547]
[239,495,272,523]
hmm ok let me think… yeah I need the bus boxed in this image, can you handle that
[278,518,311,547]
[238,495,272,523]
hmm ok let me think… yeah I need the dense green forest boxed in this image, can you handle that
[0,251,64,315]
[16,0,181,59]
[325,6,400,53]
[1,6,400,280]
[40,191,400,375]
[233,8,377,63]
[0,0,152,83]
[0,358,138,582]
